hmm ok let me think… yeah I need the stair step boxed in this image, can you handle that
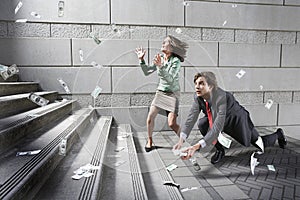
[133,131,184,200]
[0,108,95,200]
[0,99,76,154]
[0,74,18,82]
[0,82,40,97]
[0,91,58,118]
[99,124,148,200]
[33,115,113,200]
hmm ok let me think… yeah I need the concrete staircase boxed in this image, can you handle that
[0,76,188,200]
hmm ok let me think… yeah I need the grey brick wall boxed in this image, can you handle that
[0,0,299,129]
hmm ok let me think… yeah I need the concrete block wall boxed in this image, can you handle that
[0,0,299,132]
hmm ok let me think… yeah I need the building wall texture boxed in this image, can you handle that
[0,0,299,131]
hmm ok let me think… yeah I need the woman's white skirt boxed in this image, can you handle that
[151,90,180,115]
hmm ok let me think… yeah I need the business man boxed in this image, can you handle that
[173,71,287,164]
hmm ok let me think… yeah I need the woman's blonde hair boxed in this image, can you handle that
[167,35,188,62]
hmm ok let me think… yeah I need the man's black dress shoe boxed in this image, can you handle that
[211,149,225,164]
[277,128,287,149]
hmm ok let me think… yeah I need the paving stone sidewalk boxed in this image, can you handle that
[212,128,300,200]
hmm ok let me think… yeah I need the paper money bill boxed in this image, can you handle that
[91,61,102,69]
[89,117,94,124]
[117,136,125,141]
[28,92,49,106]
[0,64,8,71]
[89,32,101,44]
[172,149,187,157]
[74,164,100,174]
[181,187,198,193]
[58,1,64,17]
[190,158,201,171]
[83,172,94,178]
[107,155,121,158]
[79,49,84,62]
[111,23,118,32]
[265,99,273,110]
[80,164,100,171]
[267,165,276,172]
[72,163,99,180]
[90,86,102,98]
[15,1,23,14]
[236,69,246,79]
[16,150,41,156]
[74,168,85,175]
[88,164,100,170]
[57,78,71,94]
[59,138,67,156]
[183,2,190,6]
[166,164,177,172]
[0,64,19,80]
[175,28,182,34]
[259,85,263,90]
[218,133,232,149]
[15,19,27,23]
[114,147,125,152]
[30,11,41,18]
[72,174,83,180]
[119,132,132,138]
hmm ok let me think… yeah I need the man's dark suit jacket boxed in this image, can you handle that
[182,87,255,147]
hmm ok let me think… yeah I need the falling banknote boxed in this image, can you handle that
[58,1,64,17]
[91,61,102,69]
[236,69,246,79]
[15,19,27,23]
[91,86,102,98]
[16,150,41,156]
[15,1,23,14]
[166,164,177,172]
[30,11,41,19]
[190,158,201,171]
[267,165,276,172]
[172,149,187,157]
[28,92,49,106]
[218,133,232,149]
[89,32,101,44]
[181,187,198,193]
[59,138,67,156]
[0,64,19,80]
[265,99,273,110]
[79,49,84,62]
[57,78,71,94]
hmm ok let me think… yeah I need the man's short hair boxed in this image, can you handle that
[194,71,218,89]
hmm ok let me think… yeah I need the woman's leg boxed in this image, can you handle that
[146,106,160,148]
[168,112,180,136]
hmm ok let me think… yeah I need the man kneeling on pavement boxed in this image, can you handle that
[173,71,287,163]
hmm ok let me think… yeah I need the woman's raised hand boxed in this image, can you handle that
[153,53,162,68]
[135,47,146,60]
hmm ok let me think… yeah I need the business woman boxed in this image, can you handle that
[135,35,188,152]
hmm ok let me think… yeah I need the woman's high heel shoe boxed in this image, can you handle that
[145,141,153,152]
